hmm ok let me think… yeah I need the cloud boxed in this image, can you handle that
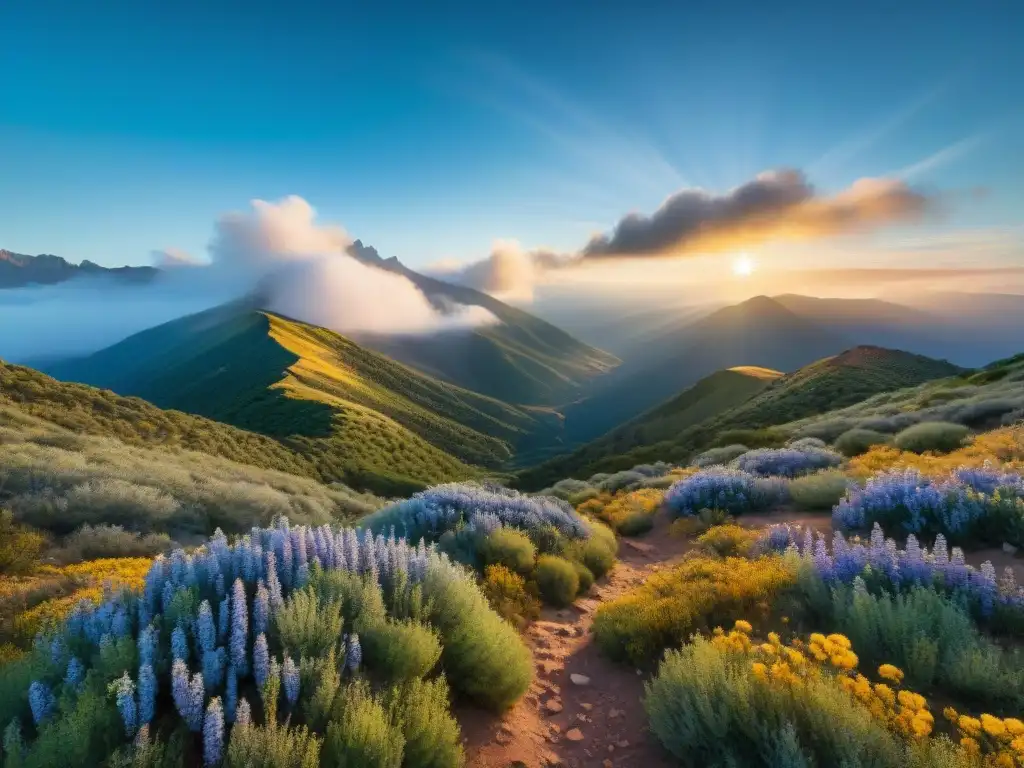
[208,196,496,335]
[427,239,569,302]
[582,170,931,258]
[151,248,204,269]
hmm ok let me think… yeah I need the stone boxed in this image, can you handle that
[580,703,593,711]
[1003,542,1018,555]
[603,760,614,768]
[570,674,590,686]
[608,708,623,718]
[566,728,584,742]
[545,698,564,714]
[495,732,513,745]
[542,752,563,767]
[616,740,630,749]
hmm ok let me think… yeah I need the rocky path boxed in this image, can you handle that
[458,519,692,768]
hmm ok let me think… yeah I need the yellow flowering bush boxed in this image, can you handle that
[592,554,796,663]
[579,488,663,536]
[696,524,759,557]
[849,425,1024,479]
[649,619,1024,766]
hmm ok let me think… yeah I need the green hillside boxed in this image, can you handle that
[346,241,620,404]
[517,346,964,488]
[44,305,571,492]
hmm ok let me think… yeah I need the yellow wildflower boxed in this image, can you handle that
[993,754,1014,768]
[959,716,982,737]
[809,633,827,646]
[733,620,753,634]
[759,643,778,656]
[712,626,724,637]
[1004,718,1024,736]
[751,662,768,680]
[1011,735,1024,754]
[897,690,926,711]
[982,714,1007,738]
[767,632,781,646]
[826,633,852,650]
[944,707,959,722]
[910,715,932,738]
[877,664,904,683]
[873,683,896,707]
[960,737,980,754]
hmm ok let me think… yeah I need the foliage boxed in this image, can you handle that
[0,511,45,576]
[788,470,850,510]
[767,523,1024,631]
[563,521,617,578]
[49,525,170,564]
[592,555,796,663]
[584,489,662,535]
[733,445,844,478]
[273,588,343,658]
[696,524,758,557]
[387,676,465,768]
[324,681,404,768]
[832,467,1024,547]
[691,444,749,468]
[668,507,734,538]
[477,528,536,575]
[663,467,788,518]
[361,620,442,682]
[533,556,579,607]
[224,718,322,768]
[834,427,891,457]
[895,422,971,454]
[480,565,540,627]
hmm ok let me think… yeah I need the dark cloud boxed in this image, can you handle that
[582,169,931,258]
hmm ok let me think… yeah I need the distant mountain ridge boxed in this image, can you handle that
[0,249,157,287]
[517,345,964,488]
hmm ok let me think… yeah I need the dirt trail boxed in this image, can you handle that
[458,508,1024,767]
[458,514,691,768]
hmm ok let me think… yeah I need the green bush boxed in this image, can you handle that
[387,677,465,768]
[695,524,757,557]
[302,650,341,733]
[311,570,386,634]
[424,561,532,711]
[480,565,540,627]
[534,556,579,607]
[805,574,1024,709]
[50,523,170,564]
[274,588,344,658]
[690,444,749,468]
[789,470,850,510]
[644,636,904,767]
[893,422,969,454]
[478,528,536,574]
[324,681,404,768]
[361,620,442,682]
[225,719,322,768]
[572,561,595,595]
[833,428,890,457]
[565,522,617,579]
[617,510,655,536]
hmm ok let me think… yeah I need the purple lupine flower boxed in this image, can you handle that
[111,672,138,736]
[346,633,362,673]
[138,663,156,726]
[229,579,248,675]
[225,666,238,723]
[171,624,189,663]
[280,535,293,591]
[282,656,300,706]
[253,582,270,636]
[138,624,157,668]
[64,656,85,690]
[265,551,283,610]
[28,681,56,726]
[171,659,204,731]
[663,467,784,518]
[733,446,842,478]
[218,596,230,642]
[203,697,225,767]
[202,648,226,692]
[253,634,270,687]
[197,600,217,654]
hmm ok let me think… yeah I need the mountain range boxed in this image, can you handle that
[0,249,157,287]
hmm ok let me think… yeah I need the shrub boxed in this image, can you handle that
[832,467,1024,547]
[50,524,170,564]
[809,579,1024,709]
[668,507,733,538]
[834,428,891,457]
[617,510,655,536]
[425,560,532,710]
[696,525,757,557]
[274,588,344,658]
[324,681,404,768]
[480,565,540,627]
[644,634,904,767]
[477,528,536,575]
[733,446,843,478]
[663,468,787,518]
[789,470,850,510]
[361,620,442,682]
[589,489,661,535]
[224,720,322,768]
[387,677,465,768]
[571,562,594,594]
[894,422,970,454]
[565,522,617,578]
[533,556,579,607]
[787,437,828,450]
[0,510,45,575]
[690,445,749,468]
[592,555,796,663]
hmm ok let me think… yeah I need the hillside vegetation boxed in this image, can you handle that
[44,307,580,492]
[518,346,966,488]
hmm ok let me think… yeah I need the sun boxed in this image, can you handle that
[732,254,755,277]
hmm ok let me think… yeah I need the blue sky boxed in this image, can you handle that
[2,0,1022,270]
